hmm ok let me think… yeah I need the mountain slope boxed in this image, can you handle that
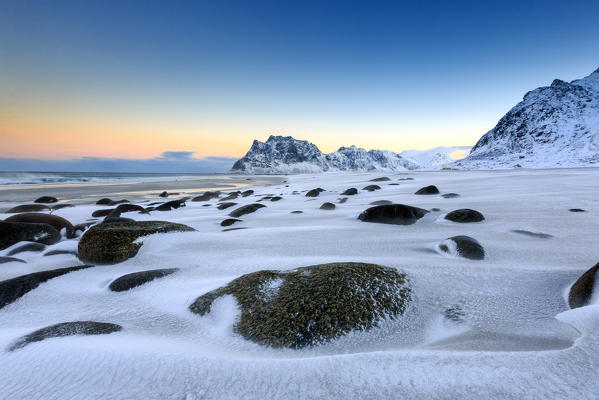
[400,146,471,169]
[231,136,419,174]
[456,68,599,169]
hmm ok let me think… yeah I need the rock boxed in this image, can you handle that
[341,188,358,195]
[305,188,324,197]
[290,210,303,214]
[221,218,242,227]
[51,204,75,210]
[430,208,441,212]
[445,209,485,223]
[220,194,239,201]
[569,208,586,212]
[96,198,129,206]
[109,268,178,292]
[415,185,439,195]
[370,177,391,182]
[358,204,429,225]
[229,204,266,218]
[320,202,336,210]
[443,305,466,323]
[0,265,92,309]
[222,227,248,232]
[442,193,460,198]
[34,196,58,204]
[43,250,78,257]
[399,178,414,181]
[338,197,348,204]
[114,204,148,214]
[7,242,46,256]
[9,321,122,351]
[103,217,135,223]
[189,262,411,348]
[159,191,169,197]
[362,185,381,192]
[0,222,61,250]
[568,262,599,309]
[241,190,254,197]
[192,191,221,202]
[369,200,392,206]
[92,209,115,217]
[217,202,237,210]
[78,221,195,264]
[270,196,283,202]
[438,236,485,260]
[6,204,50,213]
[73,222,95,234]
[5,213,75,238]
[388,183,400,186]
[155,199,186,211]
[0,256,26,264]
[511,230,553,239]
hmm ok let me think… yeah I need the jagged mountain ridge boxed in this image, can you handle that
[456,67,599,169]
[231,136,420,174]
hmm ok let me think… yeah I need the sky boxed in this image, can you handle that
[1,0,598,172]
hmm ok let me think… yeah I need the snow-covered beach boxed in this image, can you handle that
[1,168,598,399]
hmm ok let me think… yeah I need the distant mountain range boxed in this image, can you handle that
[231,67,599,173]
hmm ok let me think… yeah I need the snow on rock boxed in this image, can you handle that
[400,146,471,169]
[456,67,599,169]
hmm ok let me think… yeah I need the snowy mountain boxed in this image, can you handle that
[456,67,599,169]
[400,146,471,169]
[231,136,419,174]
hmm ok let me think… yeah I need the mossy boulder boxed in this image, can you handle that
[568,262,599,309]
[415,185,439,195]
[189,262,411,349]
[0,222,61,250]
[109,268,178,292]
[78,221,195,264]
[358,204,429,225]
[9,321,122,351]
[445,209,485,223]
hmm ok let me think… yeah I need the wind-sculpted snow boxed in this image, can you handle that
[1,168,599,399]
[457,68,599,169]
[231,135,419,173]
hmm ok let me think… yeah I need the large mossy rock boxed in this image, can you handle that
[568,262,599,309]
[9,321,122,351]
[189,262,411,349]
[78,221,195,264]
[358,204,429,225]
[0,222,61,250]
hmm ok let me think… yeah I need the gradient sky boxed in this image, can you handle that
[1,0,598,164]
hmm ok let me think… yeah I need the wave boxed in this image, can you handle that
[0,172,211,186]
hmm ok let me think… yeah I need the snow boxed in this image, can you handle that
[1,168,599,398]
[400,146,472,169]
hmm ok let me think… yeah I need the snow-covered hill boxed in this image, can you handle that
[231,136,419,174]
[456,67,599,169]
[400,146,471,169]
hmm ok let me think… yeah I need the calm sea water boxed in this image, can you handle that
[0,171,220,185]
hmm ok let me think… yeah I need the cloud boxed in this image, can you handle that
[0,152,238,173]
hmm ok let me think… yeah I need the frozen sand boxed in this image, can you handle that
[0,168,599,399]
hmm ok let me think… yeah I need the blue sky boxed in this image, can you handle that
[1,0,598,172]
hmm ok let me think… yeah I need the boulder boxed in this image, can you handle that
[92,209,115,218]
[217,202,237,210]
[34,196,58,204]
[221,218,242,227]
[7,242,46,256]
[370,177,391,182]
[103,217,135,223]
[9,321,122,351]
[305,188,325,197]
[78,221,195,264]
[51,204,75,210]
[0,265,92,309]
[358,204,429,225]
[0,222,61,250]
[442,193,460,198]
[568,262,599,309]
[270,196,283,202]
[362,185,381,192]
[438,236,485,260]
[192,191,221,202]
[96,198,129,206]
[189,262,411,348]
[0,256,26,264]
[155,199,186,211]
[569,208,586,213]
[229,204,266,218]
[109,268,178,292]
[220,194,239,201]
[159,191,169,197]
[511,230,553,239]
[369,200,392,206]
[320,202,336,210]
[6,204,50,213]
[241,190,254,197]
[114,204,148,214]
[290,211,303,214]
[341,188,358,195]
[5,213,75,238]
[415,185,439,195]
[43,250,78,257]
[445,209,485,223]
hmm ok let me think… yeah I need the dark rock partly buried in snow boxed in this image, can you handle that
[228,203,266,218]
[320,202,336,210]
[290,210,303,214]
[0,265,92,309]
[362,185,381,192]
[34,196,58,204]
[5,213,76,238]
[415,185,439,195]
[7,242,46,256]
[341,188,358,195]
[370,177,391,182]
[441,193,460,198]
[9,321,122,351]
[189,262,411,349]
[155,199,187,211]
[0,222,61,250]
[221,218,242,227]
[6,204,50,213]
[92,209,116,217]
[369,200,392,206]
[568,262,599,309]
[114,204,148,214]
[51,204,75,210]
[445,209,485,223]
[159,191,169,197]
[569,208,586,213]
[241,190,254,197]
[78,221,195,264]
[0,256,26,264]
[220,194,239,201]
[511,230,553,239]
[103,217,135,223]
[96,198,129,206]
[43,250,78,257]
[270,196,283,202]
[217,202,237,210]
[358,204,429,225]
[438,236,485,260]
[305,188,324,197]
[109,268,179,292]
[192,191,221,202]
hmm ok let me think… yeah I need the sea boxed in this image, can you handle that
[0,171,218,186]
